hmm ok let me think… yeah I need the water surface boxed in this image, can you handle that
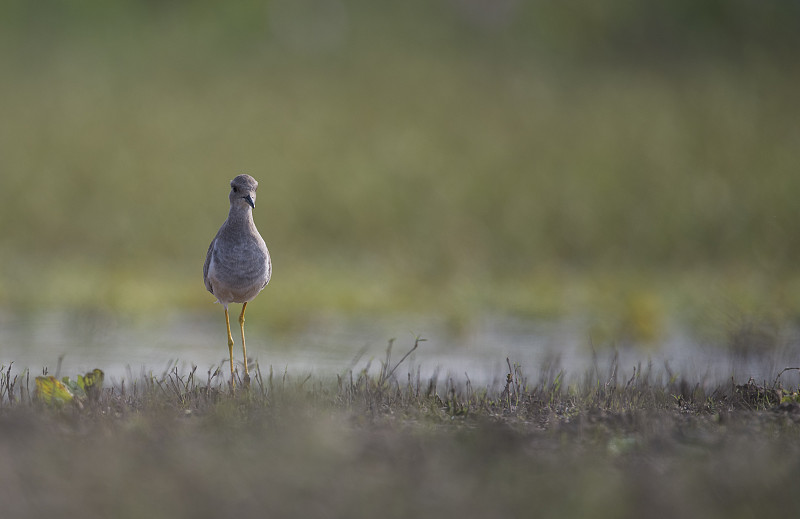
[2,310,799,389]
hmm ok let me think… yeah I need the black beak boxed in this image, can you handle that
[244,194,255,208]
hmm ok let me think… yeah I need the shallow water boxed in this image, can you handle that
[2,309,799,389]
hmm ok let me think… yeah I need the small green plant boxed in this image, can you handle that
[35,369,104,407]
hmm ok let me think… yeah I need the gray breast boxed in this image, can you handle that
[207,231,270,304]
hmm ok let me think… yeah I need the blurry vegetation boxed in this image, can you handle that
[1,0,799,331]
[3,354,800,518]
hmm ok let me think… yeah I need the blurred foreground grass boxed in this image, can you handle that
[3,354,800,518]
[1,1,800,334]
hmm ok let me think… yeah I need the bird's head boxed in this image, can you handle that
[229,174,259,209]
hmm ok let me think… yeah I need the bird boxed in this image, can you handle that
[203,174,272,387]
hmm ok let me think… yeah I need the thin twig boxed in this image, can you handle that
[774,367,800,387]
[386,336,425,382]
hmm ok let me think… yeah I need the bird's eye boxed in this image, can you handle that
[232,186,238,193]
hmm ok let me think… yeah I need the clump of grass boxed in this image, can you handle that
[4,339,797,419]
[3,342,800,519]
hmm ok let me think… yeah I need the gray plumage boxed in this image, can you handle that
[204,174,271,309]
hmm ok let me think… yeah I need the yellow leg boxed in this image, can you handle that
[239,302,250,385]
[225,307,236,388]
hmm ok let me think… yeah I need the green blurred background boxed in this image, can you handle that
[1,0,799,338]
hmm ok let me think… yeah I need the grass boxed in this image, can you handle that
[3,339,800,519]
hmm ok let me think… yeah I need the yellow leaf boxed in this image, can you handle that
[35,376,74,404]
[78,369,104,397]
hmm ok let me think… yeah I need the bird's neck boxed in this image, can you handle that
[227,205,255,227]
